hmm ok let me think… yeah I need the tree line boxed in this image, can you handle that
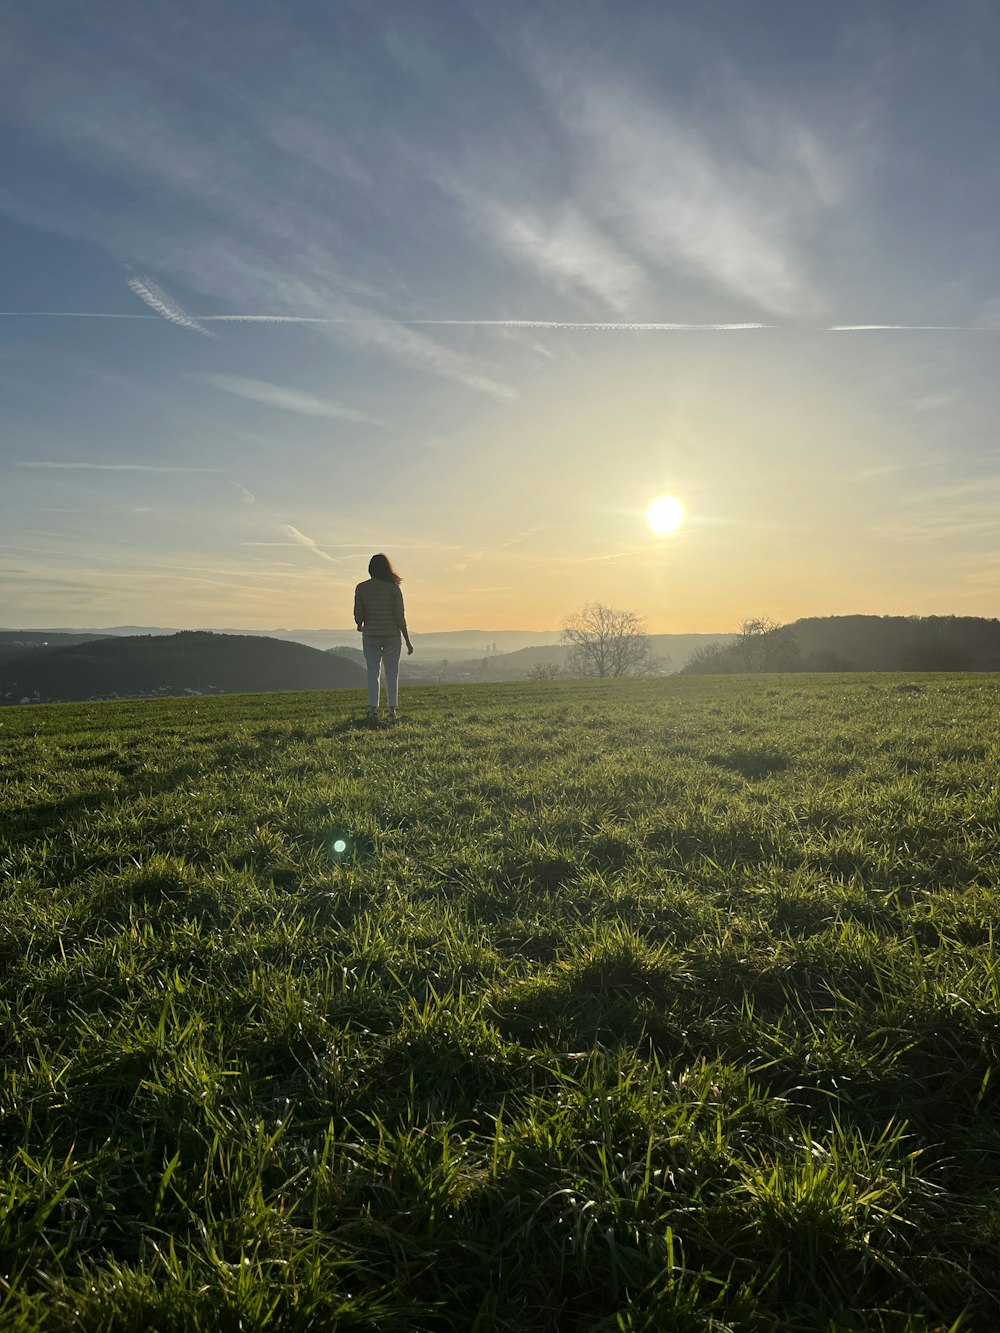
[681,614,1000,673]
[535,607,1000,680]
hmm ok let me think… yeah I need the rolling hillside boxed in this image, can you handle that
[0,630,109,668]
[0,630,366,704]
[682,614,1000,673]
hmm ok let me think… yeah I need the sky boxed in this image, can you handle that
[2,0,999,634]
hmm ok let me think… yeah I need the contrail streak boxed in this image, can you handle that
[2,311,998,332]
[0,311,159,319]
[281,525,344,564]
[204,316,773,330]
[828,324,986,331]
[127,277,216,336]
[0,312,771,330]
[19,461,221,472]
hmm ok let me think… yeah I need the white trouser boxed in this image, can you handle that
[363,634,402,707]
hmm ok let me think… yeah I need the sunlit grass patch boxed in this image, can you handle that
[2,675,999,1327]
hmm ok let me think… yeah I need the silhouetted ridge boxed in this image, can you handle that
[1,632,366,704]
[0,630,110,669]
[681,615,1000,674]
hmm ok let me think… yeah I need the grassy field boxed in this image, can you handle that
[2,675,999,1331]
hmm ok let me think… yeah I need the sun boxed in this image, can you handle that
[645,495,685,537]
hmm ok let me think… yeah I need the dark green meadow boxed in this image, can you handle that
[2,675,999,1331]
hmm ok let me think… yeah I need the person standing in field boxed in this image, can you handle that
[354,553,413,723]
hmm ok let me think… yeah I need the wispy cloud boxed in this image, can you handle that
[499,527,544,548]
[202,374,386,425]
[873,516,999,542]
[239,541,373,549]
[434,168,644,311]
[573,549,637,564]
[228,481,256,504]
[493,326,555,359]
[19,461,221,472]
[869,475,1000,542]
[161,241,519,399]
[904,392,960,412]
[127,276,215,336]
[5,574,101,593]
[484,205,644,311]
[523,50,851,318]
[0,55,514,399]
[265,113,372,189]
[848,457,947,483]
[897,477,1000,508]
[280,525,343,564]
[333,310,517,401]
[0,543,143,562]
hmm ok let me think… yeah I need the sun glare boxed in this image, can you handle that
[646,495,685,537]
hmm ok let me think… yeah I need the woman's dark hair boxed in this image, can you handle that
[369,553,402,585]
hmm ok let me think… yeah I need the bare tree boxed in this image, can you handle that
[528,662,563,681]
[737,616,800,672]
[682,641,734,674]
[737,617,779,672]
[561,602,651,678]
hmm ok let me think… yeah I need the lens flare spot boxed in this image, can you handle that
[646,495,685,537]
[332,838,348,854]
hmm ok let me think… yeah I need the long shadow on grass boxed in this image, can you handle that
[327,715,410,735]
[704,748,790,779]
[3,790,125,841]
[9,759,210,829]
[10,755,225,826]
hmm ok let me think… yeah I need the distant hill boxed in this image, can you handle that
[21,625,563,657]
[0,630,109,668]
[0,631,366,705]
[329,646,367,668]
[681,615,1000,674]
[0,631,110,648]
[788,616,1000,671]
[479,643,566,675]
[649,633,737,670]
[478,633,737,679]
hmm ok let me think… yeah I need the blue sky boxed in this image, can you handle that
[2,0,999,631]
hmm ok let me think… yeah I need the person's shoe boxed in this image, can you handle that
[367,708,379,727]
[387,708,397,723]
